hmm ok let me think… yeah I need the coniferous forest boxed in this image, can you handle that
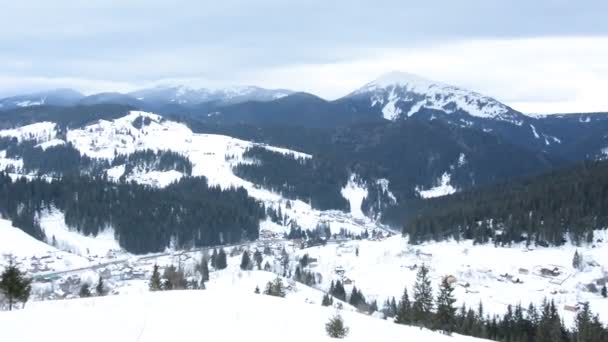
[233,146,350,211]
[0,173,264,253]
[402,160,608,246]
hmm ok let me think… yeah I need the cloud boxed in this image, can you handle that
[0,1,607,113]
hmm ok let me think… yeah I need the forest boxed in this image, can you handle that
[0,173,265,253]
[402,160,608,246]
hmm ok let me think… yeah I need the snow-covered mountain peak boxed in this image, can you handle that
[348,71,521,124]
[358,71,443,92]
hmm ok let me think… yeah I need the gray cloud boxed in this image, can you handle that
[1,0,607,113]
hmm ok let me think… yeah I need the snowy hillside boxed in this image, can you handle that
[0,110,387,237]
[296,234,608,327]
[0,289,487,342]
[348,71,523,124]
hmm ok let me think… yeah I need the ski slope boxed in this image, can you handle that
[0,289,488,342]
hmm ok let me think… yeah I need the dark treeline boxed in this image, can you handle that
[0,104,132,129]
[403,160,608,246]
[0,173,265,253]
[111,149,193,177]
[233,146,349,211]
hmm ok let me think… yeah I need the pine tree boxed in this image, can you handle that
[322,293,334,306]
[573,250,582,270]
[395,288,411,324]
[435,276,457,334]
[0,259,32,310]
[325,313,349,339]
[200,256,210,283]
[240,250,251,270]
[95,275,106,296]
[79,283,92,298]
[601,285,607,298]
[253,249,263,270]
[412,264,434,326]
[216,248,227,270]
[210,248,218,269]
[149,264,162,291]
[272,276,286,298]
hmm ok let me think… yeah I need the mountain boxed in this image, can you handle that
[77,92,145,107]
[128,85,293,106]
[344,71,524,124]
[0,89,84,110]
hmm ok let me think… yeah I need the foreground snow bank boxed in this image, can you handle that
[0,290,486,342]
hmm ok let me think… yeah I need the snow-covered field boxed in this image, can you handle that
[0,288,487,342]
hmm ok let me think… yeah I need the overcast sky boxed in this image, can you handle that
[1,0,607,113]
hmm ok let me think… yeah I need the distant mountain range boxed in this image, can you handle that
[1,71,607,162]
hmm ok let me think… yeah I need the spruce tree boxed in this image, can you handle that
[79,283,92,297]
[435,277,457,334]
[412,264,434,326]
[200,257,210,282]
[96,275,106,296]
[253,250,263,270]
[240,250,251,270]
[149,264,162,291]
[0,259,32,310]
[216,248,227,270]
[325,313,349,339]
[210,248,218,269]
[395,288,411,324]
[322,293,334,306]
[601,285,607,298]
[572,250,582,270]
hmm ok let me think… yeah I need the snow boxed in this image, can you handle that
[0,150,23,171]
[0,289,487,342]
[416,172,457,198]
[297,232,608,328]
[381,88,402,120]
[15,99,43,107]
[0,217,90,271]
[376,178,397,204]
[458,153,467,167]
[0,121,57,143]
[352,71,519,124]
[341,174,368,219]
[530,124,540,139]
[37,208,123,258]
[106,164,126,181]
[35,138,66,150]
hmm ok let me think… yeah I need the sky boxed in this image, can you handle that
[1,0,608,113]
